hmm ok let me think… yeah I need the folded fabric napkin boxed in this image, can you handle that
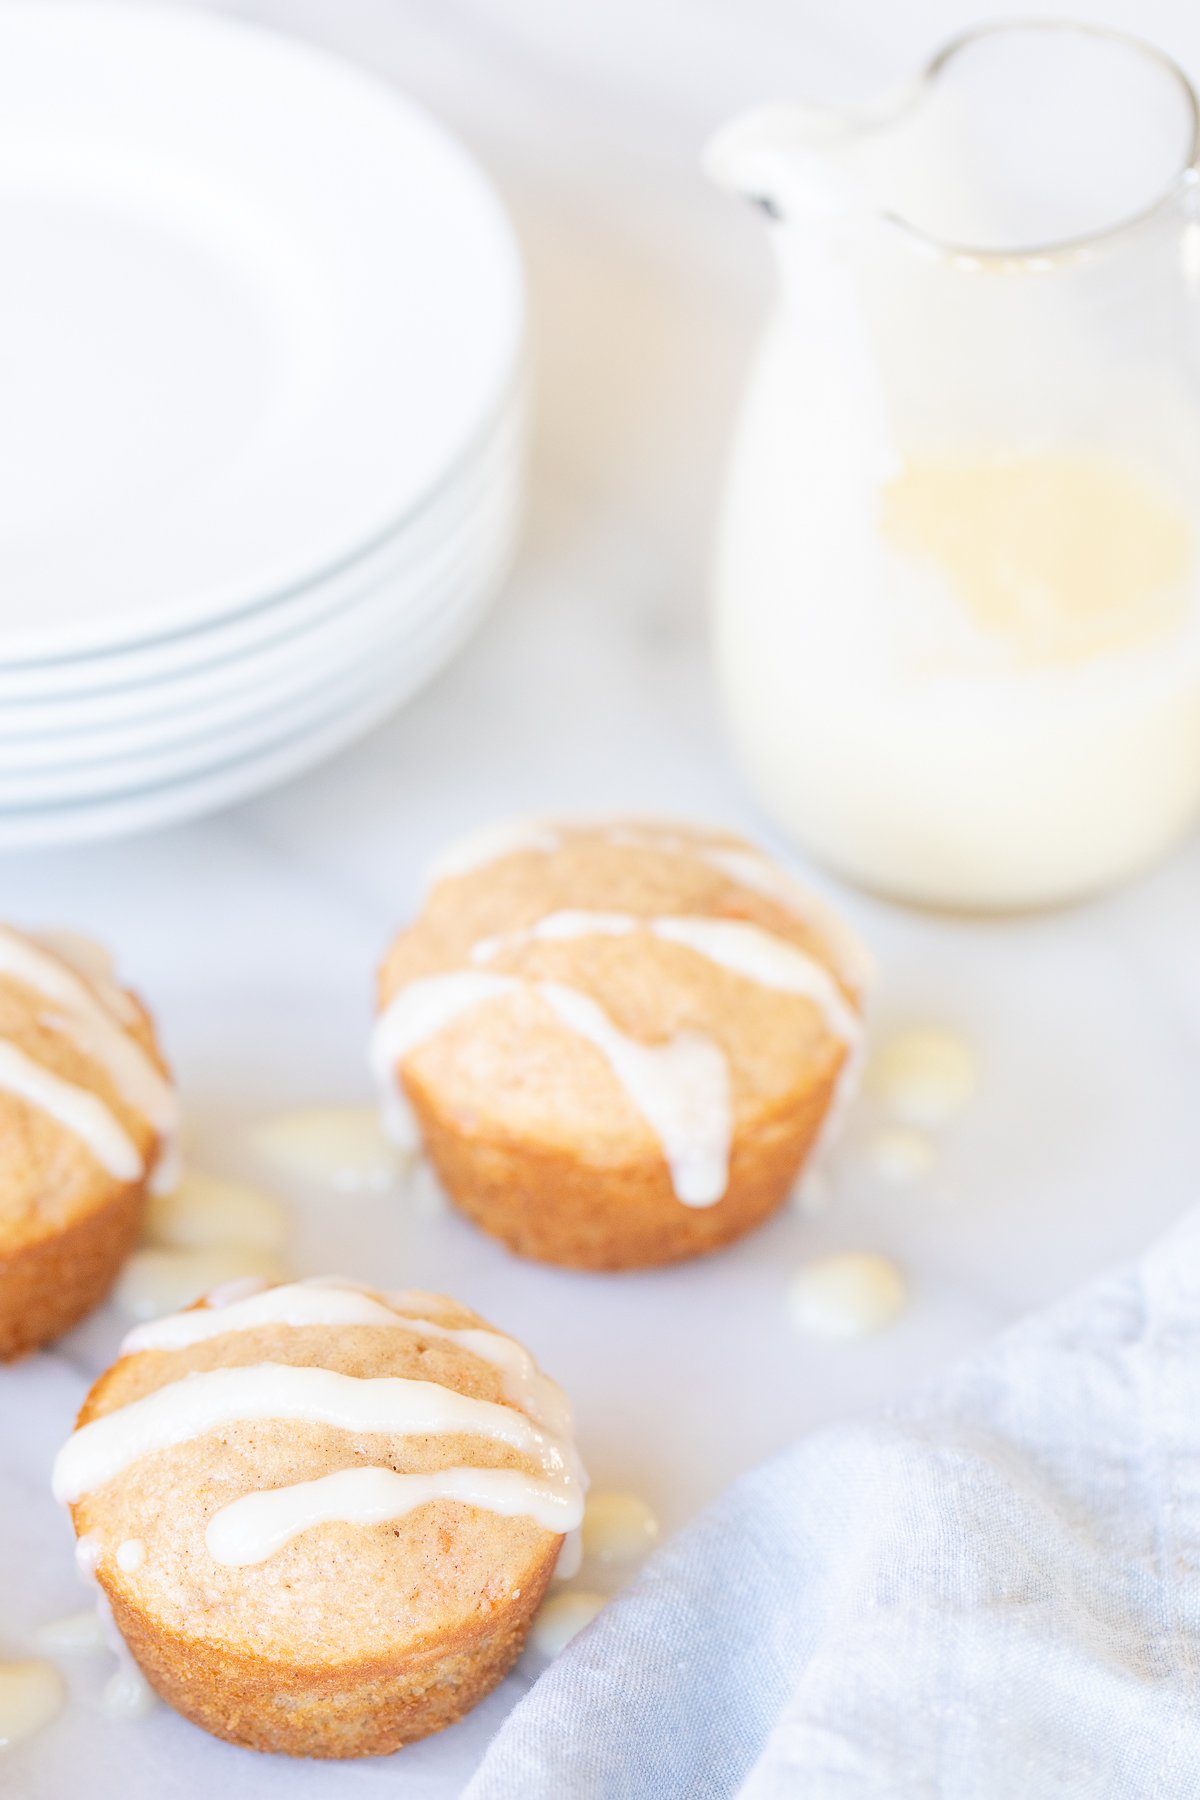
[466,1208,1200,1798]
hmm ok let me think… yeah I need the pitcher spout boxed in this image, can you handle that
[703,103,868,226]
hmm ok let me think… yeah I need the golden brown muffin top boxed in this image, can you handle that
[0,928,171,1255]
[57,1282,579,1666]
[374,818,869,1205]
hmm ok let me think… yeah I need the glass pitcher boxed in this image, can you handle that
[707,22,1200,909]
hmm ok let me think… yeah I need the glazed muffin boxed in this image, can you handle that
[372,817,871,1270]
[0,927,176,1359]
[53,1277,584,1758]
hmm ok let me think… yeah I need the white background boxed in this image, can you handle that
[4,2,1200,1795]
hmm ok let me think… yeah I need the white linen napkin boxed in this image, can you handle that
[466,1207,1200,1798]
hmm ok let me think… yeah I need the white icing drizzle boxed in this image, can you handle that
[0,928,175,1132]
[0,1041,142,1180]
[376,821,868,1209]
[555,1527,583,1581]
[603,828,872,993]
[34,930,140,1025]
[369,971,517,1147]
[0,925,177,1183]
[693,847,874,993]
[147,1138,183,1198]
[537,981,732,1207]
[471,910,639,960]
[426,818,562,887]
[369,971,517,1079]
[372,943,854,1209]
[420,816,872,994]
[473,909,859,1043]
[70,1529,159,1719]
[58,1278,585,1570]
[372,969,734,1208]
[120,1277,574,1440]
[53,1361,571,1504]
[206,1464,581,1567]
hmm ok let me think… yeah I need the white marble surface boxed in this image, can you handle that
[4,0,1200,1793]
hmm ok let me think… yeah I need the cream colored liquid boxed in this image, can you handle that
[882,453,1191,668]
[0,1660,64,1749]
[717,340,1200,907]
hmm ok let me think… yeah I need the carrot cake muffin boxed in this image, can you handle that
[0,927,176,1359]
[372,817,871,1270]
[53,1276,584,1758]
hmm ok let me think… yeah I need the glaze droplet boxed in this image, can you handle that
[114,1246,290,1324]
[869,1028,977,1126]
[144,1170,288,1252]
[248,1106,404,1193]
[787,1252,907,1339]
[581,1492,660,1566]
[0,1660,65,1749]
[867,1125,937,1183]
[529,1591,606,1659]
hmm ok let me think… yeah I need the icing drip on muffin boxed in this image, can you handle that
[371,821,867,1209]
[121,1277,574,1435]
[53,1278,585,1570]
[0,927,178,1189]
[428,817,874,990]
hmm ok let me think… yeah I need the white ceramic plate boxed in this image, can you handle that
[0,404,525,739]
[0,540,513,846]
[0,376,526,704]
[0,3,523,658]
[0,459,522,796]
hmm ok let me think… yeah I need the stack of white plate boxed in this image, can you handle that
[0,4,526,849]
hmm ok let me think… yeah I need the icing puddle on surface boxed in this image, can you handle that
[580,1491,660,1565]
[248,1106,404,1193]
[12,976,977,1759]
[867,1027,978,1127]
[0,1660,65,1749]
[145,1171,288,1251]
[787,1253,909,1340]
[114,1245,291,1325]
[528,1591,606,1659]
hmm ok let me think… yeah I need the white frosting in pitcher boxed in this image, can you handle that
[53,1362,569,1504]
[0,925,177,1184]
[121,1278,574,1439]
[206,1463,581,1567]
[0,1041,142,1180]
